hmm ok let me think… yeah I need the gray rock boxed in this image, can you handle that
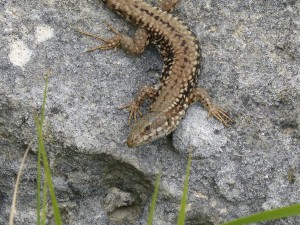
[1,0,299,224]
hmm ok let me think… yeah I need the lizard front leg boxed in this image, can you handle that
[159,0,181,12]
[77,24,150,55]
[120,86,158,124]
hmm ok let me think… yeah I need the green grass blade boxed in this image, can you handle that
[37,132,41,225]
[40,75,48,126]
[221,203,300,225]
[34,75,63,225]
[36,75,49,225]
[177,151,192,225]
[147,172,162,225]
[41,178,48,225]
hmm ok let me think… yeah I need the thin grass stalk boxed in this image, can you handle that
[147,172,162,225]
[34,75,62,225]
[37,134,41,225]
[9,141,33,225]
[41,178,48,225]
[177,151,192,225]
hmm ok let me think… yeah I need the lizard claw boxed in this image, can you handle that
[207,105,234,126]
[119,102,142,125]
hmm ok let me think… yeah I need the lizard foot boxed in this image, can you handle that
[207,105,234,127]
[119,101,142,125]
[77,23,121,51]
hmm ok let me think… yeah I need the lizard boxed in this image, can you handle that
[78,0,233,147]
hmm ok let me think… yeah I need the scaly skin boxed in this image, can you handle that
[78,0,233,147]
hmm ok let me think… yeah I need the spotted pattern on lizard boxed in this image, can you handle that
[78,0,233,147]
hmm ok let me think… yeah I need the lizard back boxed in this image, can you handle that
[104,0,201,113]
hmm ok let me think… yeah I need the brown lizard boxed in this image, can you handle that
[78,0,233,147]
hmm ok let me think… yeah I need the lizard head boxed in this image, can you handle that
[127,111,177,147]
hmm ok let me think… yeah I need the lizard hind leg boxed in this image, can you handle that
[189,87,234,126]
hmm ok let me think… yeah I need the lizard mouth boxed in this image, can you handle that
[127,134,150,148]
[127,138,135,147]
[127,127,172,147]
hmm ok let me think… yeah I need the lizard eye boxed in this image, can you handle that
[144,125,151,132]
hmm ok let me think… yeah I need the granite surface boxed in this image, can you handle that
[0,0,299,224]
